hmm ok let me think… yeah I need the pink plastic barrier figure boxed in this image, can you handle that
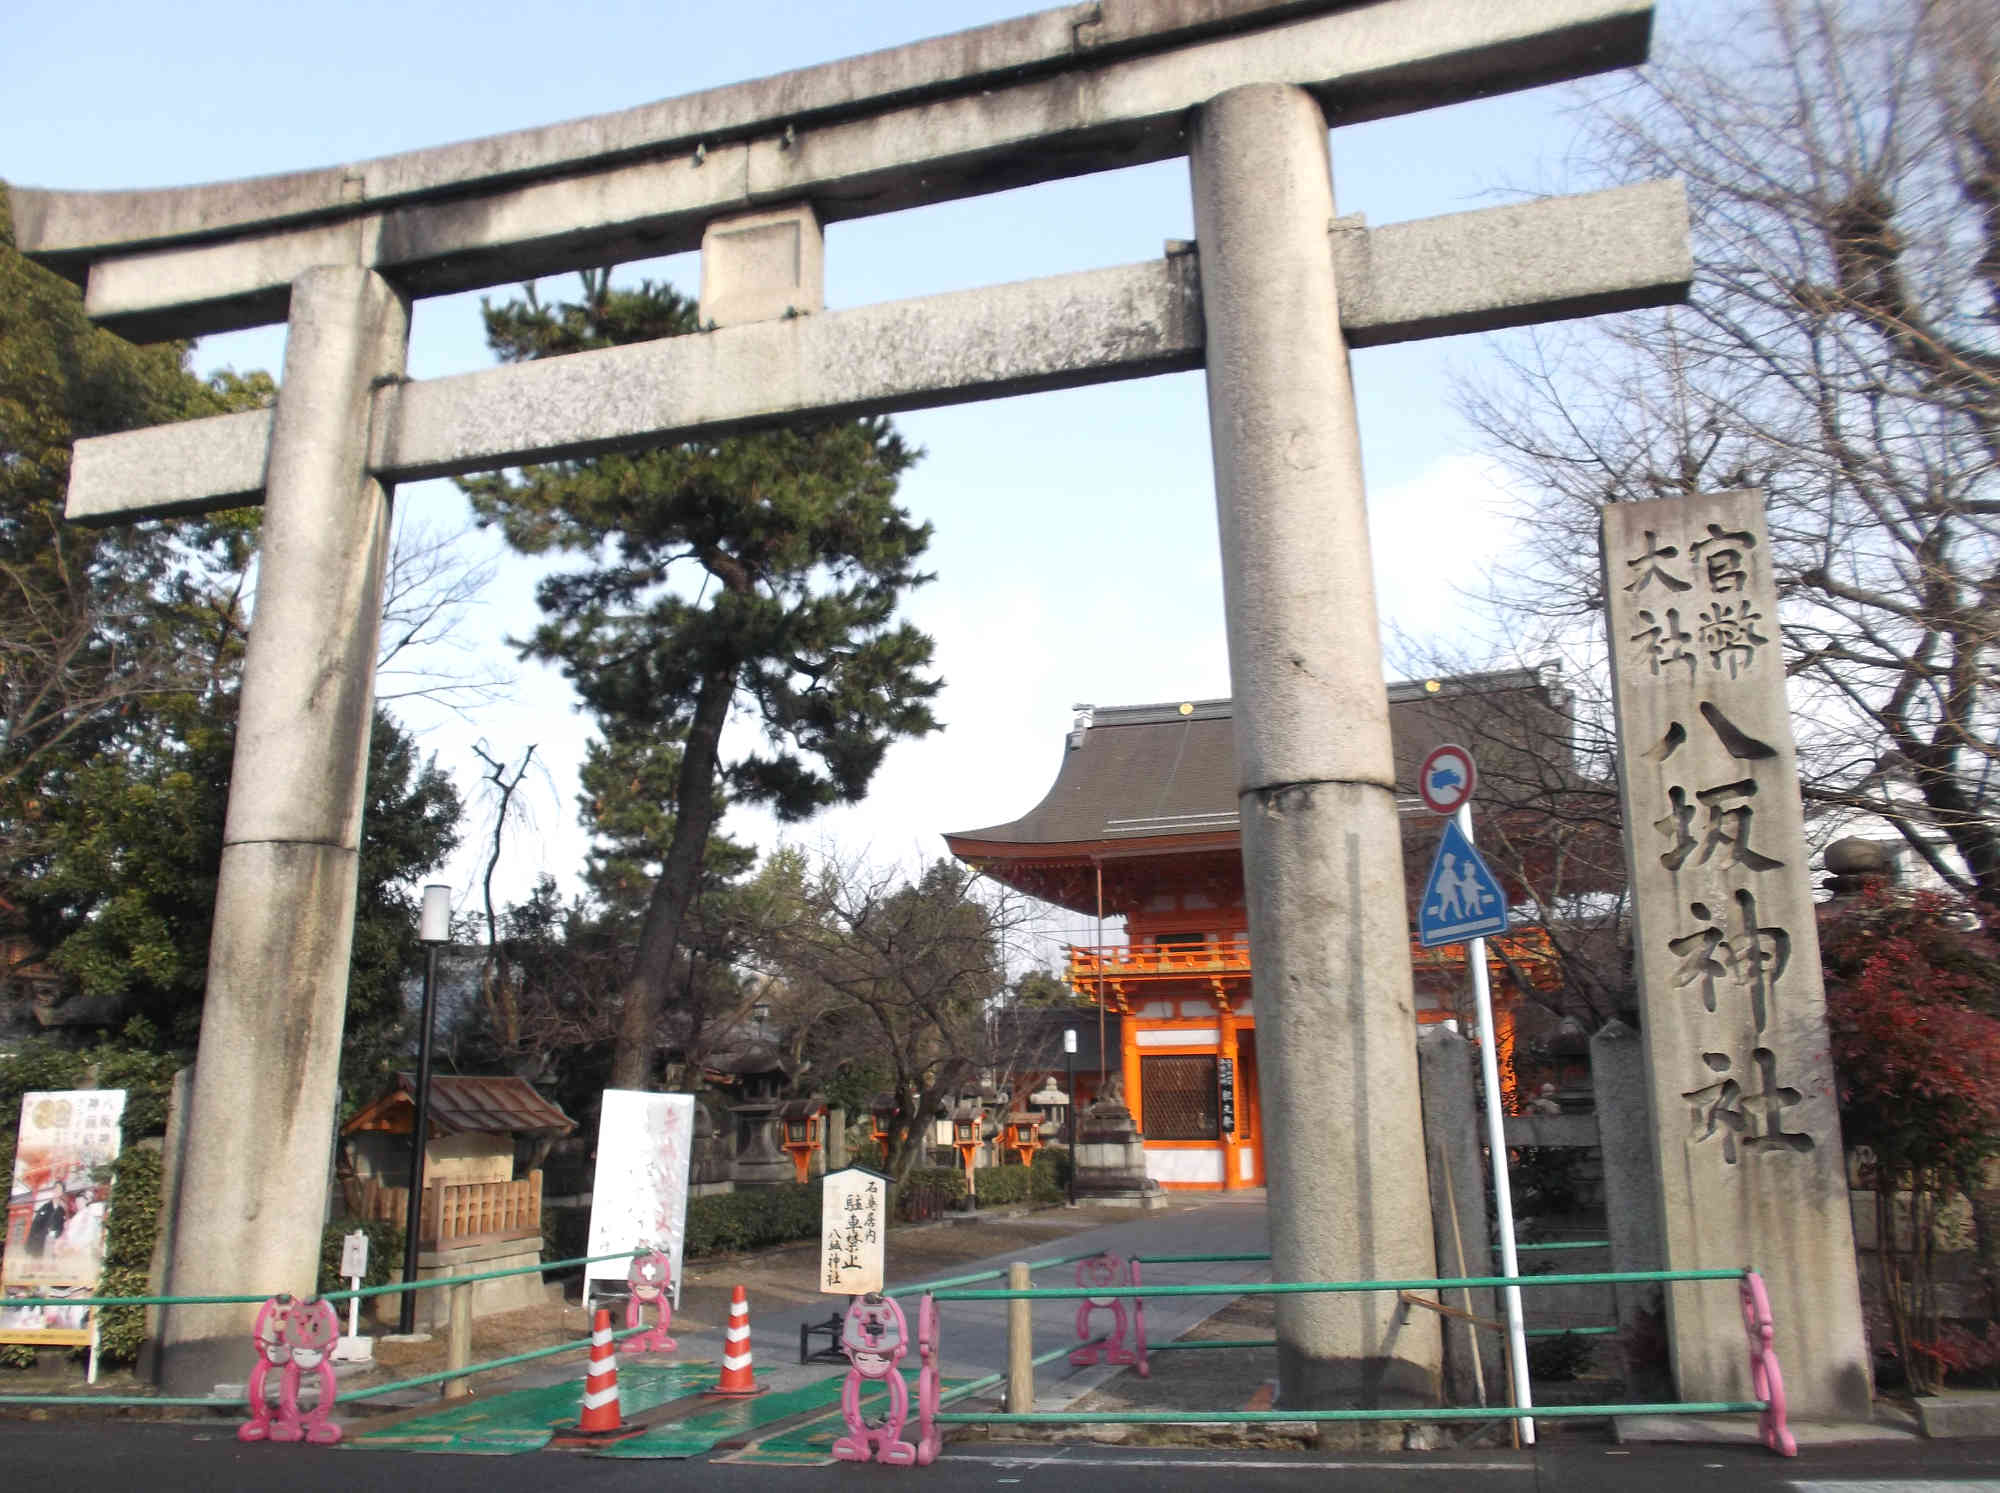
[239,1295,343,1446]
[1739,1271,1796,1457]
[913,1292,942,1466]
[1128,1258,1150,1378]
[279,1296,343,1445]
[1069,1254,1137,1368]
[238,1294,295,1443]
[625,1249,676,1353]
[831,1292,916,1466]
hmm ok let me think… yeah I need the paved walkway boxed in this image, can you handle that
[473,1192,1271,1414]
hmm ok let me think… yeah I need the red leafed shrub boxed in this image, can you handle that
[1821,889,2000,1394]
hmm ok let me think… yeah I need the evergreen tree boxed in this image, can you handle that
[462,272,938,1088]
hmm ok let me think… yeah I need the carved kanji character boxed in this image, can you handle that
[1698,600,1770,678]
[1699,702,1778,761]
[1668,900,1732,1012]
[1632,607,1697,678]
[1623,530,1694,595]
[1692,779,1786,873]
[1683,1048,1813,1164]
[1689,522,1757,593]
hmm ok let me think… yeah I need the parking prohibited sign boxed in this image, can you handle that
[1417,743,1476,816]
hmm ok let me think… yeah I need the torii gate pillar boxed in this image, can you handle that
[1192,84,1441,1404]
[156,266,408,1392]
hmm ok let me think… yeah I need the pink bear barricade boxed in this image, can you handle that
[624,1249,677,1354]
[238,1294,343,1446]
[1739,1270,1796,1457]
[913,1292,942,1466]
[832,1292,917,1466]
[1068,1253,1147,1377]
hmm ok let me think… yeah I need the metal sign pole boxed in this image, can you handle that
[1456,801,1535,1443]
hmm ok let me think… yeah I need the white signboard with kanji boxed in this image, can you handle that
[585,1090,694,1307]
[819,1166,887,1296]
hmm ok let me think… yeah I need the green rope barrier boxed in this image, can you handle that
[0,1320,658,1410]
[884,1248,1109,1300]
[0,1249,644,1311]
[1132,1252,1271,1265]
[1147,1337,1278,1351]
[0,1395,237,1408]
[341,1322,655,1401]
[934,1267,1748,1302]
[937,1401,1768,1426]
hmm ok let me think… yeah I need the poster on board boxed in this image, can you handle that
[584,1090,694,1307]
[1,1089,126,1346]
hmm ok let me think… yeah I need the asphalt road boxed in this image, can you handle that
[4,1419,1999,1492]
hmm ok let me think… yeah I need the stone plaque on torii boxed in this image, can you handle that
[17,0,1690,1400]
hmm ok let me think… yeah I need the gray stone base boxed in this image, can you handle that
[1071,1189,1170,1210]
[1276,1344,1439,1408]
[1915,1392,2000,1439]
[1614,1413,1918,1446]
[366,1235,557,1330]
[156,1332,251,1398]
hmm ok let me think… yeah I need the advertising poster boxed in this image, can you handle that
[1,1089,126,1346]
[584,1091,693,1307]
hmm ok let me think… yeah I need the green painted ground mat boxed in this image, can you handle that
[713,1378,973,1467]
[588,1371,852,1459]
[343,1359,717,1454]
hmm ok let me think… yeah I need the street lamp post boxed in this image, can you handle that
[397,884,452,1336]
[1063,1028,1078,1207]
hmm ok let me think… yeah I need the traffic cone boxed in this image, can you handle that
[580,1309,623,1431]
[710,1285,764,1395]
[551,1308,646,1444]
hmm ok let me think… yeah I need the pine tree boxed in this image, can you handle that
[461,272,938,1088]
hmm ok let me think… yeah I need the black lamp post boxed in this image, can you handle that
[397,884,452,1335]
[1063,1027,1078,1207]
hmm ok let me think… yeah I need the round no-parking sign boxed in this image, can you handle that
[1417,743,1475,816]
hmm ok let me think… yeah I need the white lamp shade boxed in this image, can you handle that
[420,884,452,943]
[1063,1029,1078,1054]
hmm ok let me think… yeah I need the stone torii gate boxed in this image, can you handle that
[17,0,1688,1398]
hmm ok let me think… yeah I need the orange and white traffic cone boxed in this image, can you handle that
[552,1308,646,1443]
[710,1285,763,1395]
[580,1308,623,1431]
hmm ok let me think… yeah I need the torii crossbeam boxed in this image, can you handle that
[17,0,1687,1402]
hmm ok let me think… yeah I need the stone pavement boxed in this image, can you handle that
[443,1191,1272,1414]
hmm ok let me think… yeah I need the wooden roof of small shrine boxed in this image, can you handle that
[343,1074,576,1138]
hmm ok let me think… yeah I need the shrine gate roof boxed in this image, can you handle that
[945,667,1590,859]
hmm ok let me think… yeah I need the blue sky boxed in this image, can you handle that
[6,1,1693,950]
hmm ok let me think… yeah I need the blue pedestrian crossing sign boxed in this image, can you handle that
[1416,818,1509,948]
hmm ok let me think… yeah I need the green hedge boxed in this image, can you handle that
[899,1167,968,1209]
[973,1152,1067,1208]
[684,1181,823,1258]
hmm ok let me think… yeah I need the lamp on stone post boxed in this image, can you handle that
[397,884,452,1336]
[1063,1029,1078,1207]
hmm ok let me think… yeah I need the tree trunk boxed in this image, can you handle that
[608,669,734,1091]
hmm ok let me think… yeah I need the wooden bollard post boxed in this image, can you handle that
[1006,1261,1033,1413]
[443,1269,474,1398]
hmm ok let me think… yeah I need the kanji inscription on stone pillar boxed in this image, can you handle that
[1603,490,1871,1421]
